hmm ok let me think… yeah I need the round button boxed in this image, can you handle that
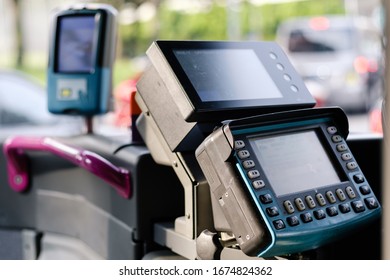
[283,200,295,214]
[252,180,265,189]
[287,216,300,227]
[234,140,245,149]
[294,198,306,211]
[341,153,352,161]
[290,85,299,92]
[327,126,337,134]
[332,135,343,143]
[359,185,371,195]
[276,63,284,71]
[346,186,357,199]
[273,219,285,230]
[242,160,255,169]
[326,191,336,204]
[335,189,347,201]
[283,74,291,81]
[336,144,348,152]
[269,52,278,60]
[305,195,316,209]
[247,170,260,179]
[260,194,273,204]
[237,150,250,159]
[314,209,326,220]
[315,193,327,206]
[347,161,358,170]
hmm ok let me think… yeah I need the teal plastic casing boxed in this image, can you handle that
[47,4,117,116]
[195,107,381,257]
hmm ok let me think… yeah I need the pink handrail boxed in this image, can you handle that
[3,136,131,198]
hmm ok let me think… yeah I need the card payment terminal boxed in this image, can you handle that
[136,40,381,258]
[47,4,117,115]
[136,40,316,152]
[196,107,381,257]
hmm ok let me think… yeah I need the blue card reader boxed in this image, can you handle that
[47,4,117,115]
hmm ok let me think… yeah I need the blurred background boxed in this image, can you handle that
[0,0,385,139]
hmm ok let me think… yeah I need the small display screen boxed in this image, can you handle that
[173,49,283,102]
[249,130,341,196]
[56,15,97,73]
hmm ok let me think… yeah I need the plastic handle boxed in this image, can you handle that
[3,136,131,198]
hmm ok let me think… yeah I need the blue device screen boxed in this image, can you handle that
[173,49,283,102]
[250,130,342,197]
[56,15,97,73]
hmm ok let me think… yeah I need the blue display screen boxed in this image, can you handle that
[250,130,341,196]
[56,15,97,73]
[174,49,283,102]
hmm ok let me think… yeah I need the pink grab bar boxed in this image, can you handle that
[3,136,131,198]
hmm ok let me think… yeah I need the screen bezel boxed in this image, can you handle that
[54,11,105,74]
[156,40,315,117]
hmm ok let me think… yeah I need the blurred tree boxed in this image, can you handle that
[117,0,344,59]
[14,0,24,67]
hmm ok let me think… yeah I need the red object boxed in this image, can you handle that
[113,78,138,127]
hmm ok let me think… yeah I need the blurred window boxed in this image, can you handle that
[288,28,353,53]
[0,72,53,125]
[0,109,30,125]
[359,31,381,56]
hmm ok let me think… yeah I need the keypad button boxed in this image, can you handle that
[300,212,313,223]
[352,200,366,213]
[273,219,285,230]
[346,186,356,199]
[347,162,358,170]
[341,153,353,161]
[242,160,255,169]
[294,198,306,211]
[287,216,300,227]
[335,189,347,201]
[339,203,351,213]
[234,140,245,149]
[326,191,336,204]
[247,170,260,179]
[314,209,326,220]
[305,195,316,209]
[359,185,371,195]
[327,126,337,134]
[260,194,273,204]
[252,180,265,189]
[316,193,327,206]
[237,150,250,159]
[332,135,343,143]
[283,200,295,214]
[266,206,279,217]
[364,197,379,209]
[353,174,365,184]
[326,206,339,217]
[336,144,348,152]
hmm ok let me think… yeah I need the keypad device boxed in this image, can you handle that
[232,122,380,234]
[196,107,381,257]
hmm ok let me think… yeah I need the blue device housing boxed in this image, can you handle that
[196,107,381,257]
[47,5,117,116]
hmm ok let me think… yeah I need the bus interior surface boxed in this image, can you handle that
[0,3,388,260]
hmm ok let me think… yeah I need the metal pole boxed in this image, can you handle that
[382,0,390,260]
